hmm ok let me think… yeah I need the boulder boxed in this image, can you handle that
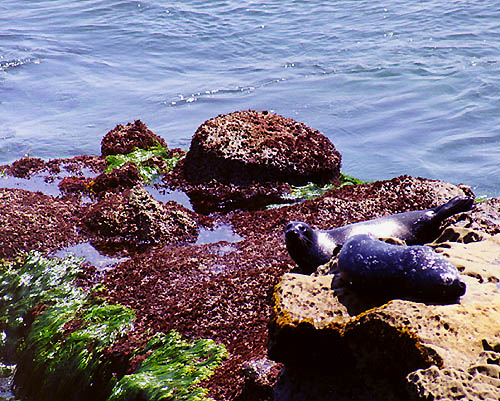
[268,273,350,366]
[183,110,341,186]
[82,185,198,250]
[101,120,168,156]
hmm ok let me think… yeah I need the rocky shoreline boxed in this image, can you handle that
[0,110,499,400]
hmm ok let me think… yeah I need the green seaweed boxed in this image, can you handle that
[20,297,135,400]
[338,173,368,187]
[266,173,369,209]
[0,253,83,358]
[105,145,183,182]
[283,173,369,202]
[109,332,227,401]
[0,253,226,401]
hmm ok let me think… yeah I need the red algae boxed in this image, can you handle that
[101,120,169,156]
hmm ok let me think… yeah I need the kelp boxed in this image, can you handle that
[0,254,226,401]
[105,145,183,182]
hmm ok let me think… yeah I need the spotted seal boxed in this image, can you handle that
[337,233,466,303]
[285,196,474,274]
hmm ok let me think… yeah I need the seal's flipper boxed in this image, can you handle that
[432,196,474,221]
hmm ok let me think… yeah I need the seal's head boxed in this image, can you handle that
[285,221,330,274]
[285,221,314,244]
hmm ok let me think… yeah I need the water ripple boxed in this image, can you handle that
[1,0,500,197]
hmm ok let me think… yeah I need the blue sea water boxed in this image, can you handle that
[1,0,499,197]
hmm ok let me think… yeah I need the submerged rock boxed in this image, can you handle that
[101,120,168,156]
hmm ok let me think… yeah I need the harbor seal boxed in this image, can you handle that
[285,196,474,274]
[337,234,466,303]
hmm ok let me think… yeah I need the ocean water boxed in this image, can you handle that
[1,0,499,198]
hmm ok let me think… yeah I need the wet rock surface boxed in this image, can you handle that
[1,116,499,401]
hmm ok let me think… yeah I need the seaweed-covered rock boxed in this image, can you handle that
[58,176,92,196]
[0,188,82,259]
[101,120,168,156]
[82,185,198,249]
[91,162,142,196]
[6,157,45,178]
[183,110,341,186]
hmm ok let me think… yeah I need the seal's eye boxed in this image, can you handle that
[298,224,306,232]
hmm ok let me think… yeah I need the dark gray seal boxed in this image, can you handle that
[337,234,466,303]
[285,196,474,274]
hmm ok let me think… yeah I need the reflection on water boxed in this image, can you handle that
[195,223,243,245]
[53,242,129,271]
[0,168,97,198]
[0,173,62,197]
[145,184,193,210]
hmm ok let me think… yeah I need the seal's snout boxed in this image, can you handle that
[454,278,467,297]
[285,222,310,239]
[439,277,466,303]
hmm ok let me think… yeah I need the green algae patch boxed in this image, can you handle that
[0,253,226,401]
[339,173,368,188]
[0,253,135,399]
[109,332,227,401]
[277,173,369,205]
[0,253,83,359]
[105,145,183,182]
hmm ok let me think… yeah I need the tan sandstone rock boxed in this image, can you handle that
[269,225,500,400]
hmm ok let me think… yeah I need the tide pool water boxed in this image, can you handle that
[1,0,499,197]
